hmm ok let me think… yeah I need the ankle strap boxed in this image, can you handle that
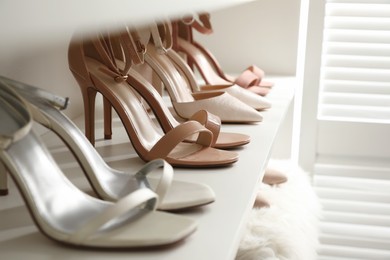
[0,76,69,111]
[172,12,212,50]
[181,13,213,35]
[0,81,33,149]
[89,32,131,83]
[118,28,146,65]
[149,21,173,54]
[91,27,154,82]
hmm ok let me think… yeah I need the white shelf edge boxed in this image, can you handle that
[0,0,254,60]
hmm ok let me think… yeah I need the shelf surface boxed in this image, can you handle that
[0,76,295,259]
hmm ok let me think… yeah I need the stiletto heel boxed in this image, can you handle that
[0,162,8,195]
[72,72,98,145]
[103,96,112,139]
[2,75,216,210]
[0,82,197,247]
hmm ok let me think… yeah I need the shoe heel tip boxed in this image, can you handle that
[0,189,9,196]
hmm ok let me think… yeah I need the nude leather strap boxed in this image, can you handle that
[182,13,213,35]
[173,13,212,50]
[149,22,173,54]
[91,34,130,83]
[247,65,265,79]
[234,69,260,89]
[149,121,213,159]
[189,110,221,146]
[118,29,146,66]
[234,65,268,88]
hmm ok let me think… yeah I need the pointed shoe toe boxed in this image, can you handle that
[173,91,263,123]
[224,84,272,110]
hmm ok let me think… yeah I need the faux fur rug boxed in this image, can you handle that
[236,159,322,260]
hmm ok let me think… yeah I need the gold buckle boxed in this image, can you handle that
[181,15,195,25]
[114,74,128,83]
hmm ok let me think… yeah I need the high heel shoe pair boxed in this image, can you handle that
[0,76,222,248]
[172,13,274,96]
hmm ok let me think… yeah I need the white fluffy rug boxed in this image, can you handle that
[236,159,322,260]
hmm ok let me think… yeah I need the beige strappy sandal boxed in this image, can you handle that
[68,31,238,167]
[135,22,264,123]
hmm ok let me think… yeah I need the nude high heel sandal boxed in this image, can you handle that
[136,23,264,123]
[68,31,238,167]
[0,83,197,248]
[163,22,272,111]
[104,30,251,149]
[173,13,274,96]
[1,75,216,211]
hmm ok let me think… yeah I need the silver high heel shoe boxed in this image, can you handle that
[0,81,197,248]
[0,75,215,211]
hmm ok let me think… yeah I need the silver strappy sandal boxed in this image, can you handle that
[0,75,216,211]
[0,81,197,248]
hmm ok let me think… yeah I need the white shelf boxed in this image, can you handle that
[0,76,295,259]
[0,0,253,60]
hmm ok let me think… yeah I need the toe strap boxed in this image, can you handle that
[246,65,265,79]
[68,188,157,244]
[246,65,274,88]
[135,159,173,208]
[234,70,260,89]
[189,110,221,146]
[149,121,213,159]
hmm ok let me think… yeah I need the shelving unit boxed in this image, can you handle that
[0,0,297,259]
[0,0,254,60]
[0,76,295,259]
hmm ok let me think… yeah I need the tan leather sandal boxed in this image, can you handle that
[173,13,274,96]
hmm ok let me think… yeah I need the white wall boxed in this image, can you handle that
[194,0,301,76]
[0,34,83,119]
